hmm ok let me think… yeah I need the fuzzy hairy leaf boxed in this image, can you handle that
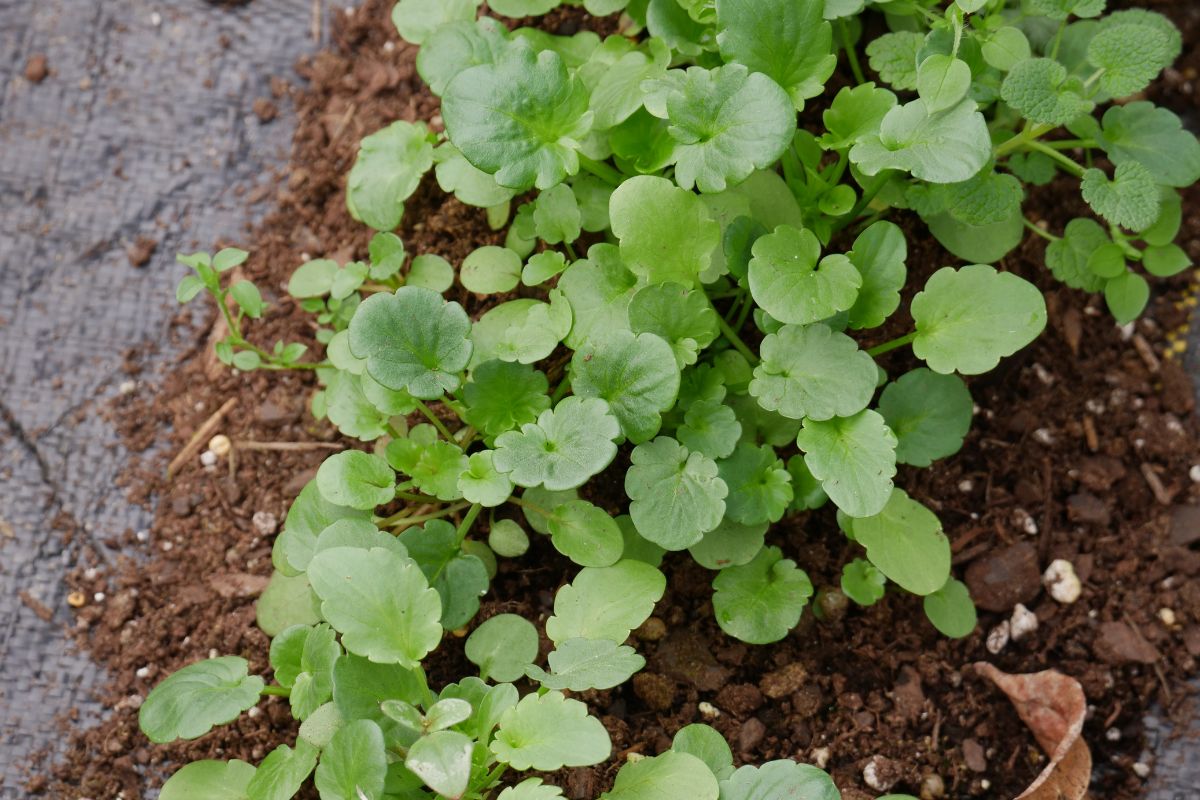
[1000,58,1093,126]
[1081,162,1161,231]
[1097,102,1200,188]
[796,410,897,518]
[626,436,728,550]
[865,32,923,91]
[750,323,877,422]
[714,0,836,110]
[1027,0,1104,20]
[911,265,1047,375]
[1045,218,1108,292]
[712,546,812,644]
[442,43,592,190]
[1087,21,1176,98]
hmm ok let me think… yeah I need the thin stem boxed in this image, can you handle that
[550,377,571,404]
[711,299,759,364]
[564,241,578,261]
[734,288,755,332]
[261,685,291,697]
[455,503,483,544]
[1049,19,1067,61]
[396,490,436,503]
[1025,140,1085,178]
[1023,218,1061,242]
[413,399,458,444]
[577,155,625,187]
[993,122,1057,158]
[378,502,470,529]
[832,173,891,233]
[839,21,866,85]
[1043,138,1096,150]
[507,496,553,518]
[867,331,917,358]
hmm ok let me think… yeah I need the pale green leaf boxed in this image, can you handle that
[1000,58,1093,126]
[314,719,388,800]
[846,220,907,329]
[879,368,973,467]
[844,489,950,596]
[748,225,861,325]
[392,0,479,45]
[140,658,265,744]
[465,614,540,682]
[1097,102,1200,188]
[923,578,977,637]
[610,175,720,287]
[718,760,840,800]
[315,450,395,511]
[601,751,719,800]
[546,559,667,644]
[347,121,433,231]
[571,331,681,444]
[161,761,256,800]
[819,83,897,150]
[850,97,990,184]
[796,410,897,518]
[712,546,813,644]
[625,436,727,550]
[527,638,646,691]
[493,396,621,490]
[917,55,971,113]
[750,323,877,421]
[492,692,612,771]
[547,499,624,567]
[841,558,887,606]
[865,32,924,91]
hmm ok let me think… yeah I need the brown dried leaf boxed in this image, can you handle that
[974,662,1091,800]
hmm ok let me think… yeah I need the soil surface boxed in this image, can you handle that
[38,2,1200,799]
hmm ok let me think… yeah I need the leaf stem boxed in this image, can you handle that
[839,21,866,85]
[1023,218,1061,242]
[867,331,917,358]
[414,398,459,444]
[378,502,470,529]
[395,490,436,503]
[1042,138,1096,150]
[1024,140,1085,178]
[577,155,625,187]
[455,503,483,544]
[710,297,759,364]
[261,685,291,697]
[993,122,1057,158]
[832,173,891,233]
[564,241,578,261]
[550,377,572,404]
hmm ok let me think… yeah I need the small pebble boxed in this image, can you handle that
[135,529,150,542]
[208,434,232,457]
[67,591,86,608]
[810,746,831,769]
[135,666,151,679]
[920,773,946,800]
[1158,607,1177,627]
[252,510,279,537]
[1133,762,1151,779]
[1044,559,1082,604]
[1010,603,1038,641]
[118,380,136,395]
[199,450,217,467]
[208,648,219,659]
[986,621,1010,654]
[247,706,261,719]
[1033,427,1055,445]
[1105,727,1121,742]
[161,541,174,551]
[93,592,105,602]
[150,11,162,25]
[1189,464,1200,483]
[698,701,720,719]
[83,567,99,580]
[958,479,973,493]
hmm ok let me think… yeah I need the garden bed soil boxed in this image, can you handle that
[37,2,1200,798]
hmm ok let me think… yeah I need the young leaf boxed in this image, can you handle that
[819,83,897,150]
[1143,244,1192,278]
[392,0,480,45]
[465,613,540,682]
[572,331,681,443]
[316,450,395,510]
[844,489,951,596]
[917,55,971,113]
[458,451,515,507]
[461,246,522,294]
[212,247,249,272]
[307,547,443,668]
[1104,270,1150,324]
[442,43,592,190]
[408,253,456,292]
[712,546,813,644]
[1097,102,1200,189]
[714,0,836,110]
[257,573,321,637]
[1045,218,1108,292]
[911,265,1047,375]
[672,724,735,781]
[499,779,567,800]
[297,702,345,750]
[796,410,897,518]
[546,559,667,644]
[533,183,583,244]
[644,64,794,193]
[489,518,531,558]
[689,516,767,570]
[878,368,973,467]
[492,691,612,771]
[717,442,793,525]
[331,655,426,729]
[846,220,907,329]
[160,761,256,800]
[750,323,877,422]
[625,436,727,550]
[850,97,990,184]
[678,397,742,460]
[406,730,474,799]
[314,719,388,800]
[748,225,861,325]
[347,121,434,231]
[140,657,265,743]
[246,741,318,800]
[865,32,924,91]
[463,362,551,442]
[1026,0,1104,20]
[628,283,719,368]
[399,520,490,628]
[841,558,887,606]
[546,499,624,567]
[923,577,977,638]
[558,244,638,348]
[386,429,468,502]
[1087,21,1175,98]
[418,18,511,97]
[494,397,620,491]
[527,638,646,691]
[609,176,721,287]
[999,59,1093,126]
[471,294,573,365]
[718,761,840,800]
[348,287,473,399]
[269,623,341,721]
[981,26,1032,72]
[601,751,720,800]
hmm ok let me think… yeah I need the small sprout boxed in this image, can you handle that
[1044,559,1083,604]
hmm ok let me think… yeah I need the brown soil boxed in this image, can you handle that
[39,2,1200,799]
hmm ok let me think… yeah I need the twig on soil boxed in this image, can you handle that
[1139,463,1173,506]
[167,397,237,478]
[1123,612,1172,703]
[1039,457,1053,563]
[235,440,344,452]
[311,0,322,43]
[1082,415,1099,452]
[1131,334,1160,374]
[18,590,54,622]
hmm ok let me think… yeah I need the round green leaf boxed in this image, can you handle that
[609,175,720,287]
[916,55,971,113]
[470,295,573,366]
[850,97,990,184]
[558,244,638,348]
[488,519,531,558]
[348,286,472,399]
[1143,244,1192,278]
[750,323,877,422]
[688,516,767,571]
[547,499,624,567]
[841,558,887,606]
[246,742,319,800]
[923,577,977,637]
[493,396,621,491]
[748,225,861,326]
[546,559,667,644]
[408,253,456,292]
[407,730,474,798]
[1081,162,1162,231]
[307,547,443,667]
[139,657,264,744]
[982,26,1032,71]
[712,546,813,644]
[499,779,566,800]
[796,410,897,518]
[628,283,719,367]
[256,572,322,636]
[846,220,907,330]
[844,489,950,596]
[678,397,741,460]
[601,751,719,800]
[626,437,727,551]
[314,719,388,800]
[1104,270,1150,324]
[160,760,256,800]
[443,43,592,191]
[717,442,792,525]
[671,724,734,780]
[466,613,540,682]
[289,259,338,298]
[718,760,840,800]
[347,121,434,231]
[527,638,646,691]
[461,246,522,294]
[878,368,973,467]
[571,331,681,444]
[458,451,514,507]
[392,0,479,45]
[492,691,612,771]
[316,450,396,511]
